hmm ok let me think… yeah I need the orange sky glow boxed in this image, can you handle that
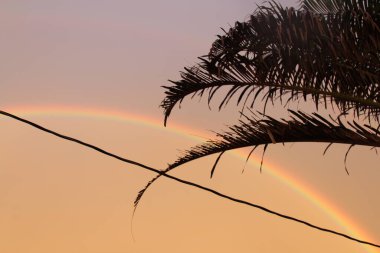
[0,1,379,253]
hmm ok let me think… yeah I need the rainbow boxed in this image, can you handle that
[1,104,377,252]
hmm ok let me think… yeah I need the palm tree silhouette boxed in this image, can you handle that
[136,0,380,224]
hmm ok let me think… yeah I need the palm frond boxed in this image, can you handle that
[301,0,380,14]
[168,110,380,169]
[161,1,380,125]
[135,110,380,209]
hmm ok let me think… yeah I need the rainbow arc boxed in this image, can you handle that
[2,104,377,253]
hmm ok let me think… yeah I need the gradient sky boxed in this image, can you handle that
[0,1,379,253]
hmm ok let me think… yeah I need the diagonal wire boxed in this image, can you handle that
[0,109,379,249]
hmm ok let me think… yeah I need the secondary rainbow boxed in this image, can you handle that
[2,104,377,253]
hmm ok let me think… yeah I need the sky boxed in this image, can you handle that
[0,1,379,253]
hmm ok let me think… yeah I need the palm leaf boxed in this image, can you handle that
[135,110,380,208]
[161,1,380,125]
[168,110,380,169]
[301,0,380,14]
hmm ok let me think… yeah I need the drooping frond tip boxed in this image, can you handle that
[136,110,380,213]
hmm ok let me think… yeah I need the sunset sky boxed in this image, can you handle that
[0,1,379,252]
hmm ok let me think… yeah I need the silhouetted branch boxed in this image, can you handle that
[137,110,380,209]
[1,109,379,248]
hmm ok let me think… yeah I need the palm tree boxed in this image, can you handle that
[135,0,380,224]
